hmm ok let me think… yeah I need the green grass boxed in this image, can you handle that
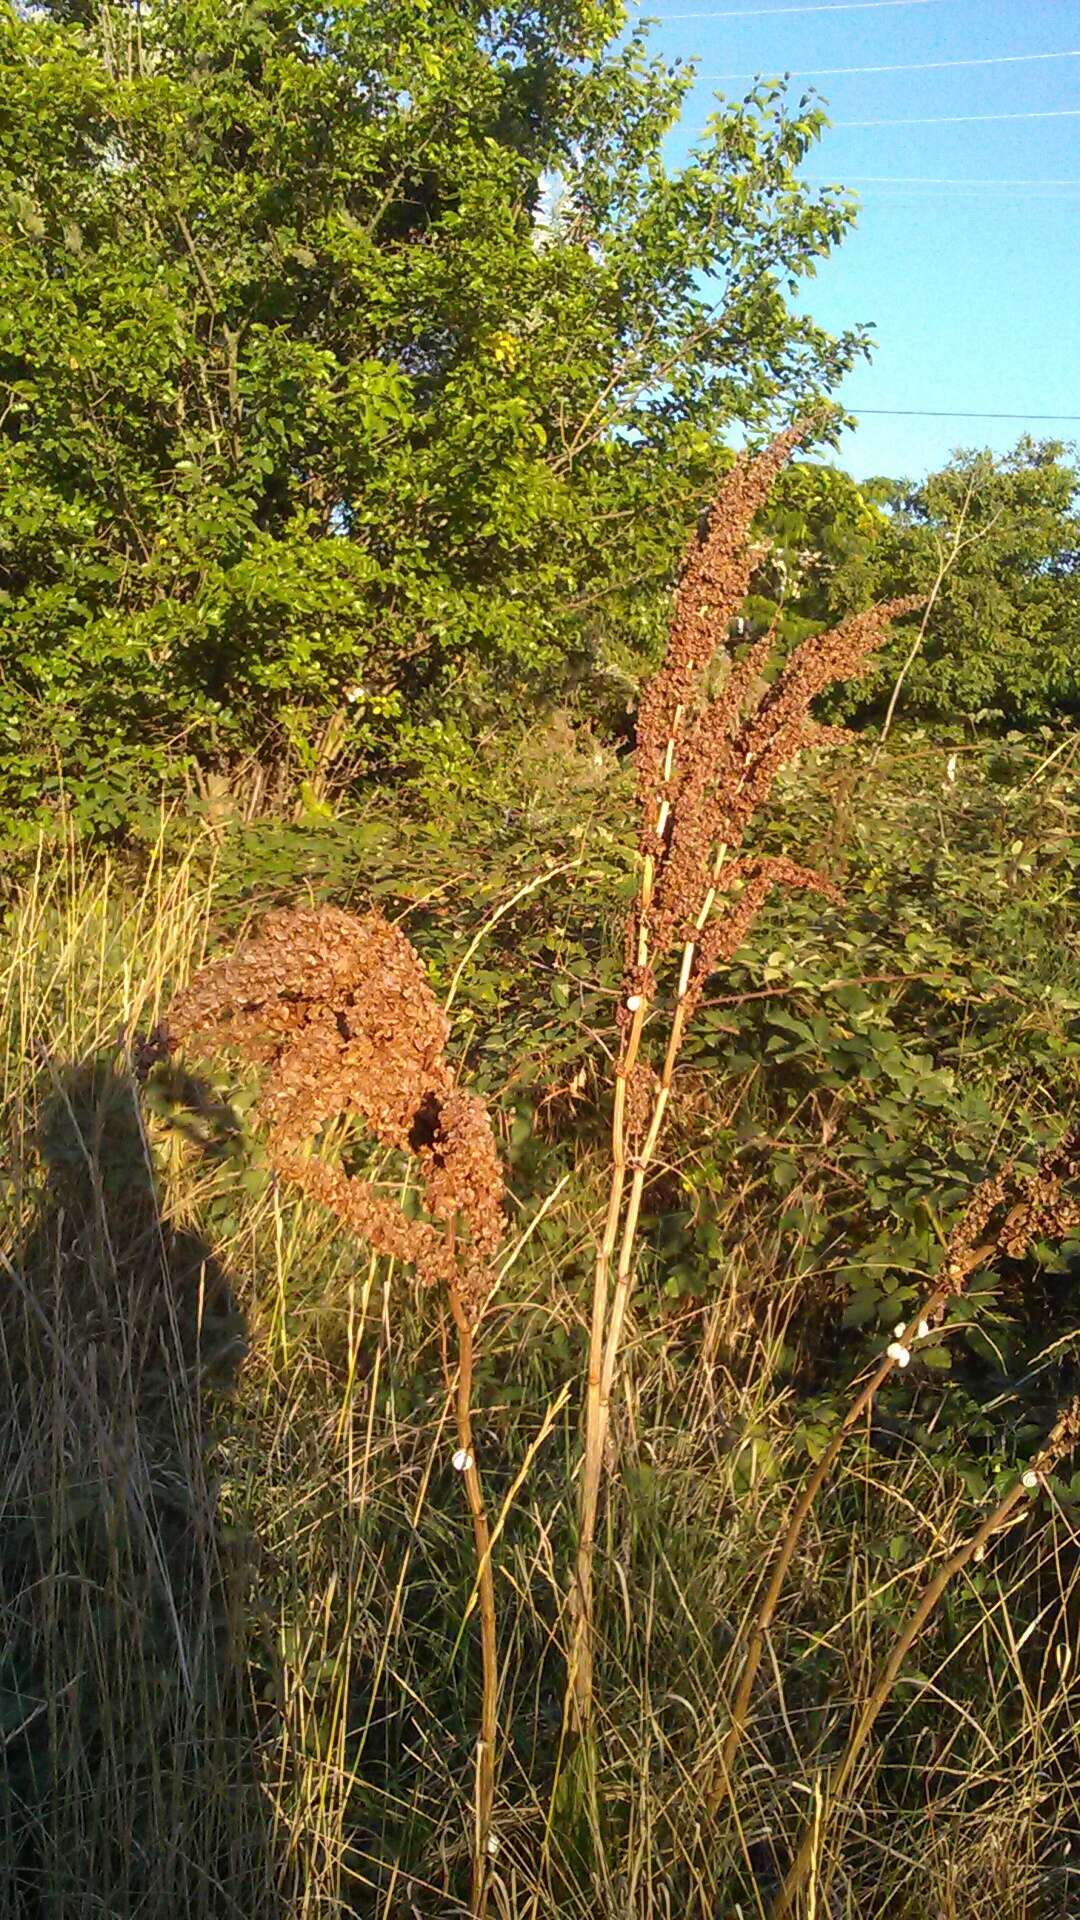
[2,736,1080,1917]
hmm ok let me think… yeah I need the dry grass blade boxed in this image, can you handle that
[769,1132,1080,1919]
[705,1152,1022,1815]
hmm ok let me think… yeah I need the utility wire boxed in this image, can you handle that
[802,173,1080,187]
[700,49,1080,82]
[844,408,1080,422]
[661,0,942,20]
[835,107,1080,127]
[828,182,1080,199]
[687,107,1080,131]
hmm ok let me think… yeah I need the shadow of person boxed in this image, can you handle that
[0,1055,282,1920]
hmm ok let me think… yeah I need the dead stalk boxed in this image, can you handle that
[449,1285,498,1916]
[771,1398,1080,1920]
[704,1279,956,1817]
[568,421,924,1731]
[710,1128,1080,1817]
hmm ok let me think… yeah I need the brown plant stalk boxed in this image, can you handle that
[772,1261,1080,1919]
[570,421,924,1727]
[164,904,505,1918]
[704,1155,1020,1816]
[706,1129,1080,1814]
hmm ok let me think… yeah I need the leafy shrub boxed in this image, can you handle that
[0,0,866,840]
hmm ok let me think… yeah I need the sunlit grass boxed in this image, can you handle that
[2,790,1079,1917]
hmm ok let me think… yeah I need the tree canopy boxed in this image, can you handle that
[854,440,1080,726]
[0,0,867,834]
[744,440,1080,732]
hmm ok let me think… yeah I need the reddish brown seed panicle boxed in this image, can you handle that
[634,423,809,839]
[933,1128,1080,1300]
[625,1061,660,1142]
[681,858,841,1024]
[1040,1392,1080,1470]
[274,1145,460,1292]
[648,629,776,958]
[730,598,924,829]
[625,433,922,1019]
[166,904,505,1319]
[418,1087,506,1264]
[996,1127,1080,1259]
[937,1163,1015,1293]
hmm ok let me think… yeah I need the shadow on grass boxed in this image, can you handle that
[0,1055,283,1920]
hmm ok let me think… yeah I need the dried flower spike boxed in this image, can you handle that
[167,900,505,1909]
[168,903,505,1315]
[574,416,927,1731]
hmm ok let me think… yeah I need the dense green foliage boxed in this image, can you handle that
[1,0,868,837]
[859,439,1080,725]
[758,440,1080,729]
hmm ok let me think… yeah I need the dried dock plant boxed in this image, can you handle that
[708,1126,1080,1819]
[771,1129,1080,1917]
[166,903,505,1917]
[571,421,923,1727]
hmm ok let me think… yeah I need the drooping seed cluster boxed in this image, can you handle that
[937,1162,1016,1293]
[997,1128,1080,1258]
[679,855,844,1026]
[935,1128,1080,1299]
[621,422,925,1090]
[167,904,504,1315]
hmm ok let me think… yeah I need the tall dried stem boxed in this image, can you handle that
[772,1381,1080,1919]
[569,423,924,1729]
[162,904,506,1915]
[447,1277,498,1915]
[707,1130,1080,1814]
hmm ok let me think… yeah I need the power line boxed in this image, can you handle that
[828,181,1080,198]
[834,107,1080,127]
[802,173,1080,186]
[844,408,1080,422]
[836,188,1080,203]
[661,0,941,20]
[700,49,1080,82]
[684,106,1080,135]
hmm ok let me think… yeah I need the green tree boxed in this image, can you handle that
[1,0,868,837]
[745,459,886,645]
[837,440,1080,728]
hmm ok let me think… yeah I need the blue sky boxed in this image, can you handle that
[650,0,1080,479]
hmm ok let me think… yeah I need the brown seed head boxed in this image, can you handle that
[627,425,923,1030]
[996,1129,1080,1259]
[681,857,841,1025]
[1039,1392,1080,1471]
[936,1128,1080,1298]
[634,422,810,839]
[166,904,505,1317]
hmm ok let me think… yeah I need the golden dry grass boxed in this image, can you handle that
[2,821,1080,1918]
